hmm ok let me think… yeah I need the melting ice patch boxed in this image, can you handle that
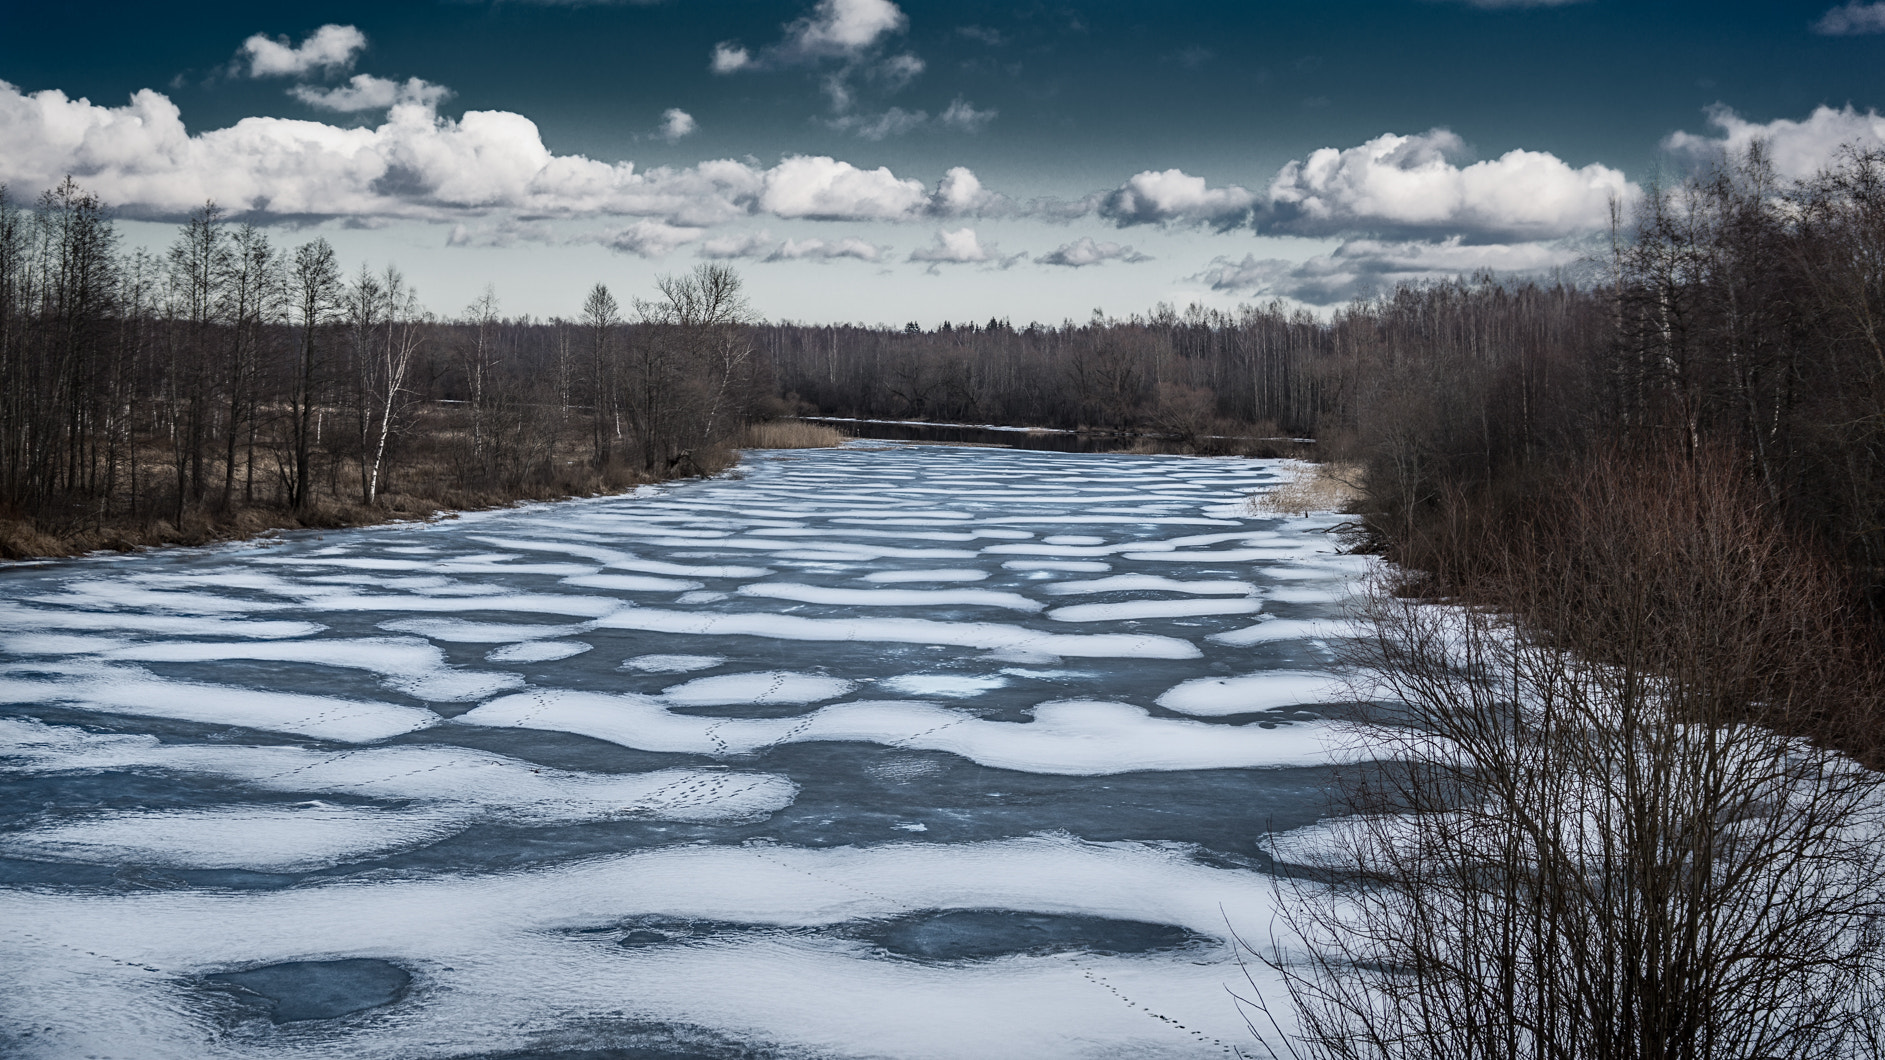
[595,607,1202,659]
[0,661,437,743]
[378,617,594,643]
[737,582,1044,612]
[880,674,1009,698]
[101,638,521,702]
[1046,599,1264,623]
[862,569,990,583]
[460,691,1359,774]
[662,671,856,706]
[0,718,799,826]
[623,654,725,674]
[0,803,468,871]
[1155,671,1346,716]
[486,640,593,663]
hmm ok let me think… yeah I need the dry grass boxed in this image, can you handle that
[1249,461,1365,516]
[742,420,848,449]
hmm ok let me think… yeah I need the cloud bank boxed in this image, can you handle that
[0,80,998,229]
[1664,103,1885,179]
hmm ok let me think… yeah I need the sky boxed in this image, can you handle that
[3,0,1884,325]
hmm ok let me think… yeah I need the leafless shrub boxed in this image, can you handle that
[1247,448,1885,1060]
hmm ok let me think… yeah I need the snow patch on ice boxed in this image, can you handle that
[1155,671,1346,716]
[662,671,856,707]
[737,583,1044,612]
[880,674,1009,699]
[623,654,725,674]
[486,640,593,663]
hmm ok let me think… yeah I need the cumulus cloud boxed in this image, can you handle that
[909,227,995,264]
[1099,169,1259,228]
[1664,103,1885,180]
[759,155,930,220]
[712,0,909,72]
[710,43,753,74]
[1035,237,1150,267]
[1813,2,1885,34]
[290,75,449,113]
[1199,237,1588,304]
[931,166,1004,216]
[238,24,367,78]
[658,108,697,142]
[940,98,996,132]
[0,80,997,231]
[1263,129,1633,241]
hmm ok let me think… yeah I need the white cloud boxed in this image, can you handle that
[695,231,884,262]
[238,24,367,78]
[1813,2,1885,34]
[658,108,697,142]
[759,155,930,220]
[1035,238,1150,267]
[909,227,994,264]
[713,0,909,72]
[931,166,1002,216]
[1199,237,1588,304]
[783,0,908,59]
[1664,103,1885,180]
[1264,129,1634,240]
[711,0,918,115]
[0,80,993,230]
[290,75,450,113]
[1099,169,1259,228]
[697,231,774,258]
[604,219,705,257]
[940,98,996,132]
[709,43,753,74]
[769,236,884,262]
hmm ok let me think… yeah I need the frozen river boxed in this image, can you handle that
[0,442,1370,1060]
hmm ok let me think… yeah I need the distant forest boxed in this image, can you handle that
[3,146,1884,643]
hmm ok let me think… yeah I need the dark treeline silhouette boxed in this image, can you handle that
[0,181,773,555]
[761,306,1325,445]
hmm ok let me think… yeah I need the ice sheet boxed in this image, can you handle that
[0,443,1377,1059]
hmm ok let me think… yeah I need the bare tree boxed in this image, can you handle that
[579,282,620,466]
[287,238,340,512]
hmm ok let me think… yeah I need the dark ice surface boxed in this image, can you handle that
[207,958,412,1022]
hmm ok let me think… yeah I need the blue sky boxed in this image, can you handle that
[3,1,1883,323]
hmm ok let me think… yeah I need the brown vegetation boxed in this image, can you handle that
[740,419,847,449]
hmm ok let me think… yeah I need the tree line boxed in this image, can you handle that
[0,180,772,554]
